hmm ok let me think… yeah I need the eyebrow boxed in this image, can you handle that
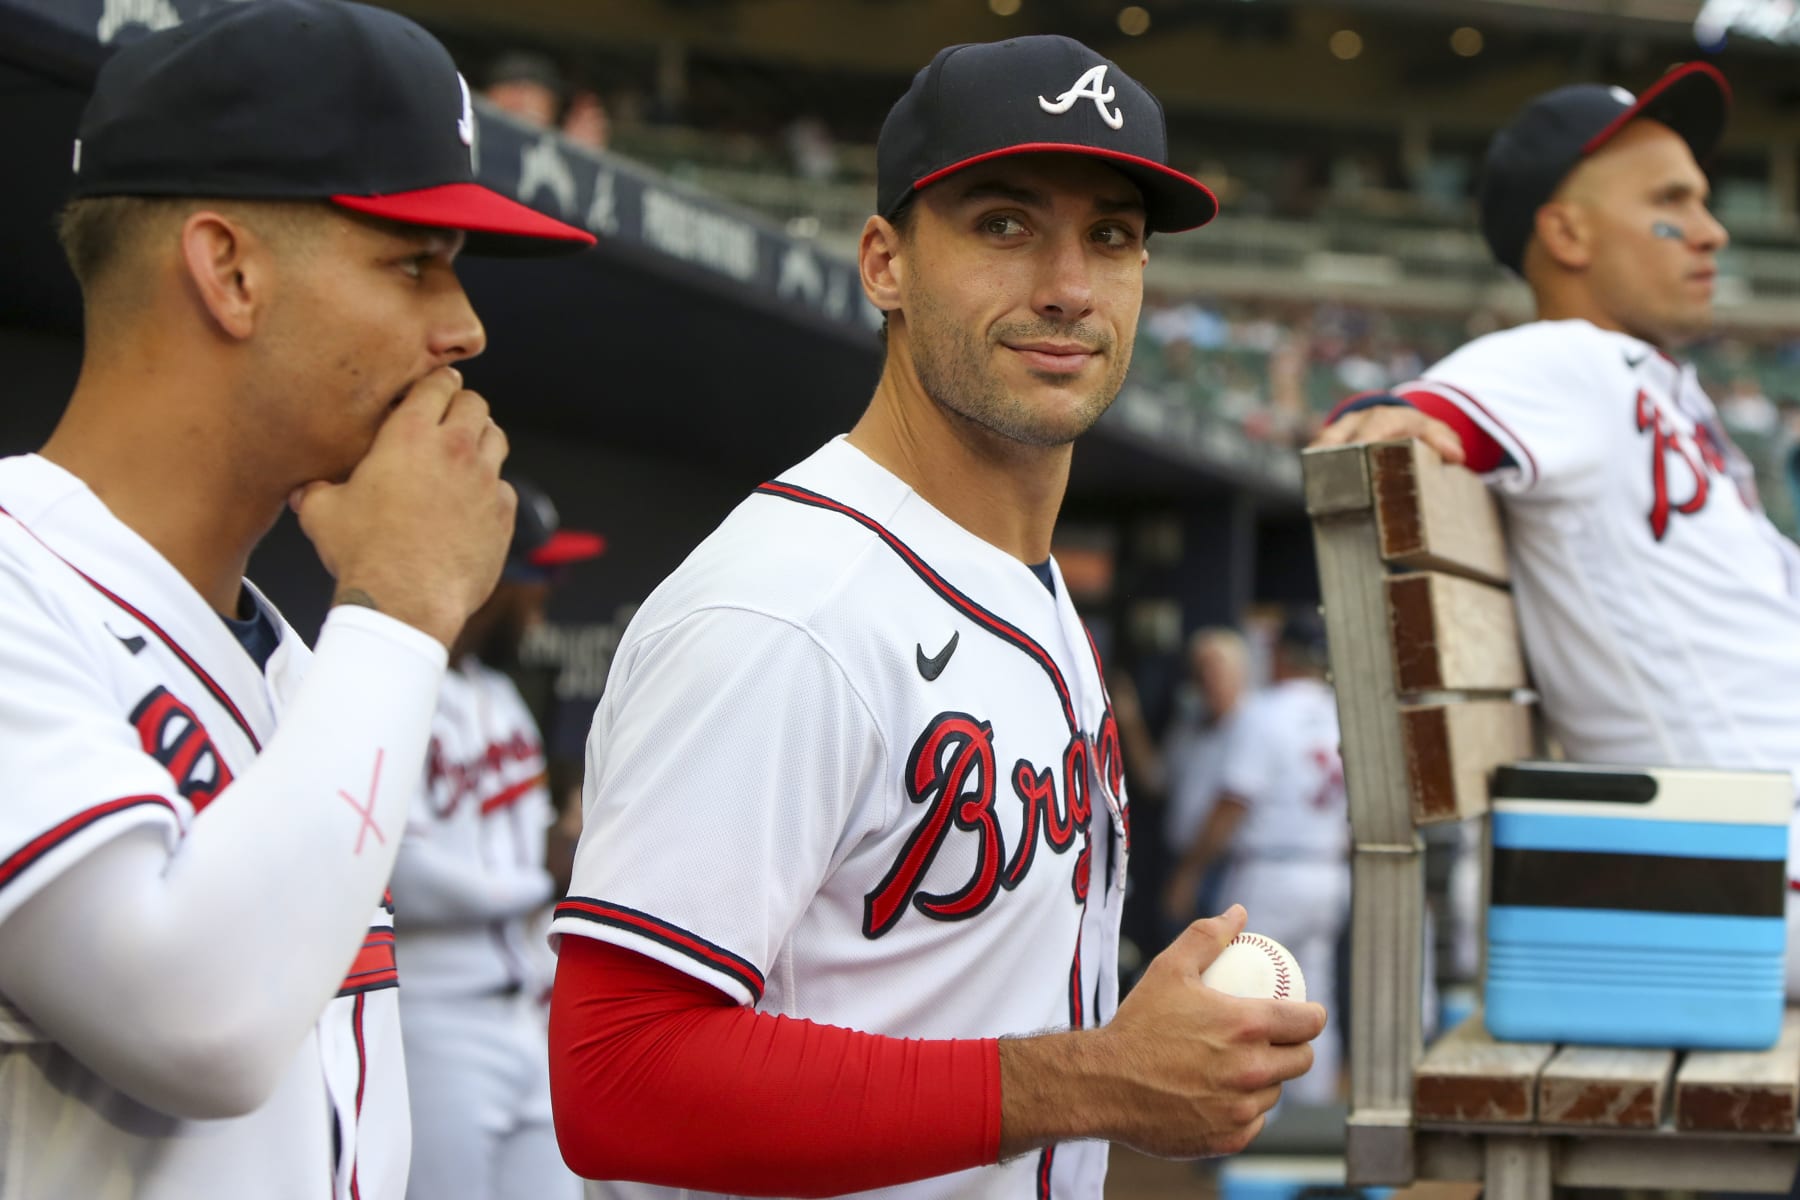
[955,180,1146,217]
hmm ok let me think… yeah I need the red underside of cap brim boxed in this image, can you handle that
[912,142,1219,232]
[528,530,607,565]
[332,183,596,248]
[1582,61,1732,159]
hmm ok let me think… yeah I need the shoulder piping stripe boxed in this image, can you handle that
[753,481,1078,733]
[0,794,178,892]
[0,504,262,750]
[1424,381,1542,487]
[556,898,766,1001]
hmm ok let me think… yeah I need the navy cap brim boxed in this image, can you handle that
[910,142,1218,233]
[332,182,596,257]
[1582,62,1731,166]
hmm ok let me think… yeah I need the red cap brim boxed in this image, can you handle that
[1582,62,1732,160]
[332,183,596,255]
[528,529,606,566]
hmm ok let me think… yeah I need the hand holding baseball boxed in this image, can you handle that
[292,367,515,647]
[1070,905,1325,1158]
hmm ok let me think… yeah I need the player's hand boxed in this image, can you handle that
[1308,402,1465,466]
[1089,906,1326,1158]
[291,367,515,647]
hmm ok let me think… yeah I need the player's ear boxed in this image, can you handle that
[178,210,266,341]
[1532,201,1592,271]
[859,213,906,320]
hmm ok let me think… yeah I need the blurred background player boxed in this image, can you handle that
[1156,626,1253,934]
[1163,611,1348,1105]
[393,478,602,1200]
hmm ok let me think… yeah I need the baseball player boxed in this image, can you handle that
[1158,626,1253,928]
[547,35,1326,1200]
[394,479,601,1200]
[0,3,592,1197]
[1313,67,1800,984]
[1163,614,1348,1105]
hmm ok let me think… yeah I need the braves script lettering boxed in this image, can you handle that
[1636,389,1720,540]
[865,712,1096,938]
[425,731,542,818]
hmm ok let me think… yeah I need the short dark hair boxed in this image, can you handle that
[56,196,188,298]
[56,195,323,303]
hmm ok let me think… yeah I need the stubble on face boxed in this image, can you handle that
[905,279,1133,449]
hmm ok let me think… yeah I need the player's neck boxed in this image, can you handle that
[43,366,282,618]
[1531,282,1662,349]
[850,360,1070,565]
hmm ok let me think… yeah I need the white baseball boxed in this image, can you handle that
[1198,933,1306,1002]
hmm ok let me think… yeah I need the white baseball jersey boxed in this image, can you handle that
[1219,678,1346,861]
[1161,705,1242,852]
[0,454,405,1200]
[552,436,1129,1200]
[1409,319,1800,788]
[393,657,556,998]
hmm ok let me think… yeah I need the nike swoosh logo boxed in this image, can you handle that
[110,628,146,655]
[916,631,959,681]
[1624,351,1648,369]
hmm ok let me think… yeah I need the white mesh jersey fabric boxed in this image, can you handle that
[553,436,1128,1200]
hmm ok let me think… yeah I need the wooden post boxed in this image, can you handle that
[1483,1136,1552,1200]
[1306,444,1423,1186]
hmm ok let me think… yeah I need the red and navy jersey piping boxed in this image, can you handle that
[348,993,368,1200]
[0,503,262,751]
[0,794,178,894]
[754,481,1079,734]
[556,897,766,1002]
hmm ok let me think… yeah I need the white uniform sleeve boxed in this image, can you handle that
[552,607,884,1006]
[0,603,445,1120]
[1219,698,1275,803]
[390,831,553,927]
[1416,325,1627,500]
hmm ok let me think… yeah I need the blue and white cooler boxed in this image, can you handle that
[1485,761,1791,1050]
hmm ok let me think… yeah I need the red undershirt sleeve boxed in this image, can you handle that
[1399,388,1509,473]
[1323,388,1509,474]
[548,936,1003,1198]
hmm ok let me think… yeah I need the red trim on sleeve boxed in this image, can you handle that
[548,937,1001,1197]
[0,795,179,892]
[1397,388,1509,474]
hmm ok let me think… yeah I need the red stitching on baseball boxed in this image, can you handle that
[1230,933,1290,999]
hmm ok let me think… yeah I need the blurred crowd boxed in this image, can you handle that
[1131,292,1800,533]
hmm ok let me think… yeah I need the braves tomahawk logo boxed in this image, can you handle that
[130,685,234,811]
[863,710,1097,938]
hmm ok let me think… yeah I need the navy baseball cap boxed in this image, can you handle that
[1480,62,1730,275]
[877,35,1217,234]
[504,478,604,584]
[69,0,596,256]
